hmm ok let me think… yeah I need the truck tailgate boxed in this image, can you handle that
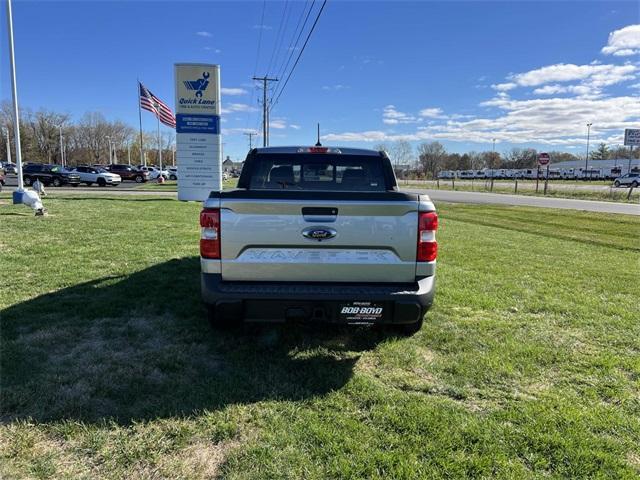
[217,195,419,283]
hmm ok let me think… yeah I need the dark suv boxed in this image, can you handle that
[23,164,80,187]
[106,164,149,183]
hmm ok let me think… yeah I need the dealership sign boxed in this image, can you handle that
[624,128,640,147]
[175,63,222,201]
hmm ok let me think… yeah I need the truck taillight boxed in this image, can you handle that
[417,211,438,262]
[200,209,220,259]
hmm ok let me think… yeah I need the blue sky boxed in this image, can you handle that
[1,1,638,160]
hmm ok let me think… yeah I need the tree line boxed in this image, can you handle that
[0,102,175,167]
[375,140,638,179]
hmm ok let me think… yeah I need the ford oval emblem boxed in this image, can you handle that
[302,226,337,241]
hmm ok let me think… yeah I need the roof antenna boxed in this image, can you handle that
[315,123,322,147]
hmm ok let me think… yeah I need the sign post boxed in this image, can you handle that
[538,152,550,195]
[174,63,222,201]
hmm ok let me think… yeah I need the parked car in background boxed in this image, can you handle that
[71,165,121,187]
[137,165,169,180]
[23,163,80,187]
[613,172,640,188]
[2,162,17,174]
[0,171,5,190]
[106,164,149,183]
[167,166,178,180]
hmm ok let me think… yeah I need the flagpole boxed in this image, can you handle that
[6,0,24,193]
[137,79,144,166]
[156,103,162,182]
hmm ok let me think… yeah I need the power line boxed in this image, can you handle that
[274,1,315,88]
[270,0,327,110]
[265,0,291,77]
[252,0,267,77]
[245,0,268,132]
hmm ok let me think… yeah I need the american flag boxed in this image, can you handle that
[139,82,176,128]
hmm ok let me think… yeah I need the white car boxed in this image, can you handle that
[613,172,640,188]
[71,166,121,187]
[167,167,178,180]
[138,166,169,180]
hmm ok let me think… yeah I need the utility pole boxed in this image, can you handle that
[253,76,278,147]
[58,124,65,167]
[106,136,112,164]
[3,128,11,165]
[585,123,592,179]
[244,132,256,150]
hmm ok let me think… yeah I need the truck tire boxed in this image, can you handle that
[206,305,236,329]
[393,317,423,336]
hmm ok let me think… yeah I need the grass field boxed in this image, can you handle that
[403,180,640,203]
[1,196,639,479]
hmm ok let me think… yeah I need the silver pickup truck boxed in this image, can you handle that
[200,146,438,334]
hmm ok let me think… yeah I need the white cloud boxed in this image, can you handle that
[510,63,636,87]
[252,24,272,30]
[289,124,301,130]
[203,47,221,53]
[326,96,640,147]
[601,24,640,56]
[382,105,419,125]
[418,107,444,118]
[221,87,248,96]
[321,84,349,91]
[270,118,287,129]
[196,31,212,37]
[492,82,517,92]
[220,103,258,114]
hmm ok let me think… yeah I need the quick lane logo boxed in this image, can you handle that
[183,72,210,97]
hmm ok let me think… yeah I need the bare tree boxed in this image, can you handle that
[417,141,446,179]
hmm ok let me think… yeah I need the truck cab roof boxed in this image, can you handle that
[250,146,386,157]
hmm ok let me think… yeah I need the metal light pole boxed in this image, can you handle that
[172,144,175,166]
[106,136,112,164]
[58,124,65,167]
[3,128,11,165]
[6,0,24,193]
[585,123,592,179]
[127,142,131,165]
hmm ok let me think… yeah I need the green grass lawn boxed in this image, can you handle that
[1,196,639,479]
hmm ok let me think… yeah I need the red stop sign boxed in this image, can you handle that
[538,153,550,166]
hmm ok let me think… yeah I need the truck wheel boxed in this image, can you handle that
[206,305,236,329]
[53,178,62,187]
[393,317,423,336]
[135,175,144,183]
[97,178,106,187]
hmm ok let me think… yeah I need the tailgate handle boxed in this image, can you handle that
[302,207,338,223]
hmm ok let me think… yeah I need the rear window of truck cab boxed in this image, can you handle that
[241,153,391,191]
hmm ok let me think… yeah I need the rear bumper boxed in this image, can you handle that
[201,273,435,324]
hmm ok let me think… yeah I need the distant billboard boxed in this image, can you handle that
[624,128,640,147]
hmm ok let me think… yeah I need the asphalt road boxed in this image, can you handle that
[406,188,639,216]
[2,178,638,215]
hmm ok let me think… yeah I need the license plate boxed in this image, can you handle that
[338,302,385,322]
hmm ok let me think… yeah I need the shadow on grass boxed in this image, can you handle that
[1,257,389,425]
